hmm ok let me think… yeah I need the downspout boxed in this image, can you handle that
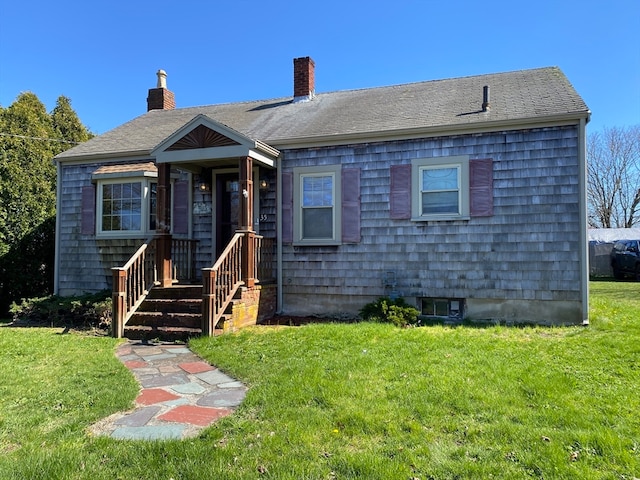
[579,116,590,325]
[276,155,283,313]
[53,161,62,295]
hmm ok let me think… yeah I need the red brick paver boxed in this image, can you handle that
[178,361,215,374]
[124,360,148,369]
[136,388,181,405]
[158,405,233,426]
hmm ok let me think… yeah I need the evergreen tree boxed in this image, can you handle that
[0,92,92,315]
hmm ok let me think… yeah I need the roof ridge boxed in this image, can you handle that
[149,66,563,114]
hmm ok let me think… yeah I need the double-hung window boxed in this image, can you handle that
[411,156,470,220]
[293,164,342,245]
[420,166,461,215]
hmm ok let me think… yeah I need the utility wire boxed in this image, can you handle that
[0,132,81,145]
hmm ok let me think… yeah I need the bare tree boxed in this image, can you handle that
[587,125,640,228]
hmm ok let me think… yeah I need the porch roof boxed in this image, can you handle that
[56,66,590,161]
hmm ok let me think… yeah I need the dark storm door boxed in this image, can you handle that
[216,173,239,257]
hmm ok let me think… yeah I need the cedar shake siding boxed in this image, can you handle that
[279,126,583,324]
[54,65,589,325]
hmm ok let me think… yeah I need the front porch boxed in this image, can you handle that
[111,116,280,339]
[111,233,276,339]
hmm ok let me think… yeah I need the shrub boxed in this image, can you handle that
[359,297,420,327]
[9,291,112,330]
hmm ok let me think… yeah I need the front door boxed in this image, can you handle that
[216,173,239,257]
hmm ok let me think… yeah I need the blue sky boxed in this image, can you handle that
[1,0,638,135]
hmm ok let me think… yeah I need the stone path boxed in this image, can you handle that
[89,341,247,440]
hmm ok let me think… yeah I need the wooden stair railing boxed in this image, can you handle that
[255,235,275,283]
[112,236,157,338]
[172,238,199,282]
[111,236,199,338]
[202,233,244,335]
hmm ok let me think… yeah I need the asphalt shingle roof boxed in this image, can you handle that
[56,66,589,160]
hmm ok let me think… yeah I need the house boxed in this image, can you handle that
[54,57,591,337]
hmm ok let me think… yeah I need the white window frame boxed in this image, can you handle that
[95,177,160,238]
[293,164,342,245]
[411,156,470,221]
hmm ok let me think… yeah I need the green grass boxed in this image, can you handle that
[0,282,638,479]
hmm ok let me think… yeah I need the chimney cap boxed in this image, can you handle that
[156,69,167,89]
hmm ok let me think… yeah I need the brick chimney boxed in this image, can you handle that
[293,57,315,102]
[147,69,175,111]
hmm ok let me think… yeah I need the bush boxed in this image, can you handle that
[9,291,112,330]
[359,297,420,327]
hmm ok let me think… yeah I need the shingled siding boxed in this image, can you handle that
[57,164,145,295]
[280,125,584,324]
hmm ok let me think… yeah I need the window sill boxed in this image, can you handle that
[293,240,342,247]
[95,232,151,240]
[411,215,470,222]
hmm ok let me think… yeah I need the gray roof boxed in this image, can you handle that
[57,66,589,160]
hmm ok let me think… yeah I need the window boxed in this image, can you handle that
[282,166,360,245]
[302,174,334,239]
[412,156,469,220]
[420,166,461,215]
[421,298,464,320]
[97,178,157,236]
[292,165,342,245]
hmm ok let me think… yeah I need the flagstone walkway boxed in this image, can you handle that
[89,341,247,441]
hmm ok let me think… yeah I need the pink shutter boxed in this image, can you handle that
[470,158,494,217]
[172,180,189,234]
[342,167,361,243]
[81,185,96,235]
[390,164,411,219]
[281,172,293,244]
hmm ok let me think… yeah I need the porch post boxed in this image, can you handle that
[111,268,126,338]
[238,156,255,287]
[156,163,173,287]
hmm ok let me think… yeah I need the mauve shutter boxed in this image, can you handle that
[81,185,96,235]
[281,172,293,244]
[341,167,361,243]
[172,180,189,234]
[470,158,494,217]
[390,164,411,219]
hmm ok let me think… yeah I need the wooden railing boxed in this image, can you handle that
[255,235,276,283]
[202,233,244,335]
[111,236,199,337]
[172,238,199,282]
[112,236,157,338]
[112,231,272,338]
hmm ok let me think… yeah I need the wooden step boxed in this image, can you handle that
[123,325,205,342]
[147,285,203,300]
[127,312,201,329]
[137,298,202,314]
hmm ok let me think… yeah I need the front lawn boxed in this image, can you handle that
[0,282,638,479]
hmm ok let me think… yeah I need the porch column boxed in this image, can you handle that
[238,156,255,287]
[156,163,173,287]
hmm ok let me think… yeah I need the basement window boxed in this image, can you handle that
[421,298,464,320]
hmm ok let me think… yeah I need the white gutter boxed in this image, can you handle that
[53,161,62,295]
[276,154,283,314]
[579,116,590,325]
